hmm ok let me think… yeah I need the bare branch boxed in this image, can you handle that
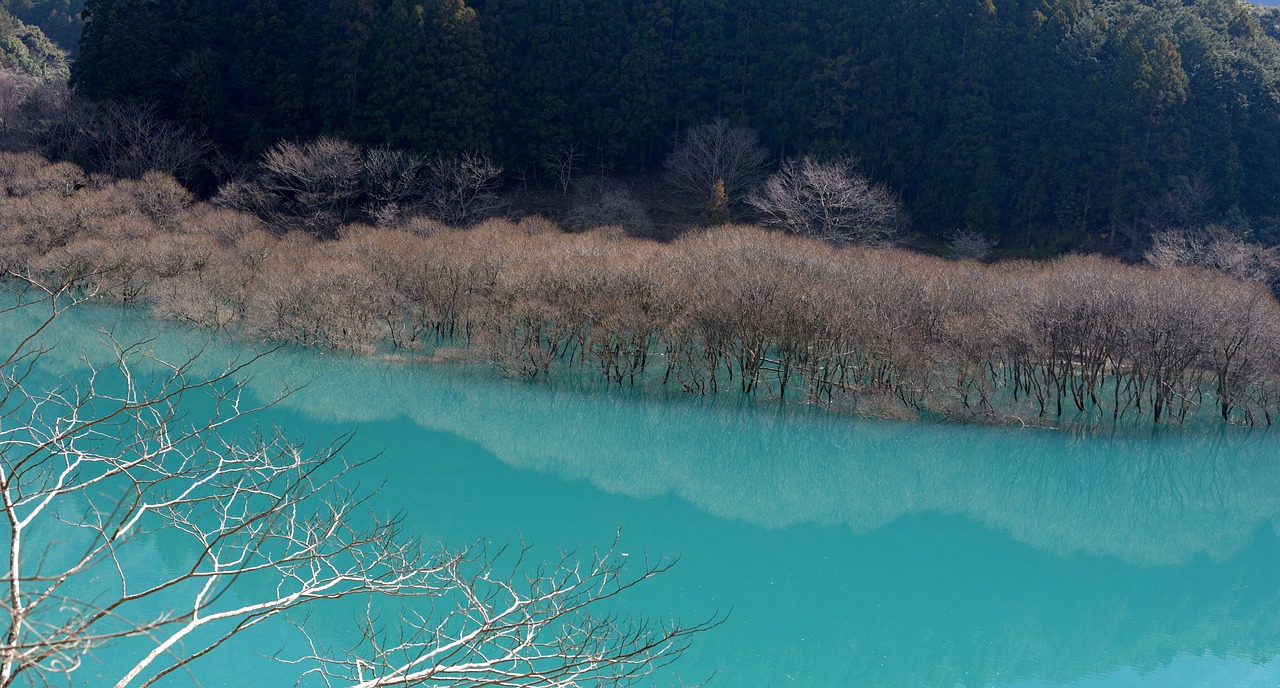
[664,119,769,210]
[539,142,583,196]
[747,156,905,245]
[253,137,366,237]
[421,153,504,227]
[96,102,212,183]
[0,291,706,687]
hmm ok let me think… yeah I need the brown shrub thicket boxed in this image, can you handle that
[5,152,1279,427]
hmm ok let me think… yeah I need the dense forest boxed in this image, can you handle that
[63,0,1280,249]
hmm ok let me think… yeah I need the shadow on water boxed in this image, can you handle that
[10,300,1280,688]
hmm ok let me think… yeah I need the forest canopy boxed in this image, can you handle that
[61,0,1280,247]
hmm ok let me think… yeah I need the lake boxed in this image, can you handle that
[10,300,1280,687]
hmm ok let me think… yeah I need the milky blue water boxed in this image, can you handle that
[10,302,1280,688]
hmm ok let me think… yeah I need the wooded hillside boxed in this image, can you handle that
[65,0,1280,247]
[3,0,81,54]
[0,4,66,78]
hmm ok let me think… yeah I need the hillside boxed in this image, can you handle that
[0,4,66,79]
[3,1,81,54]
[67,0,1280,249]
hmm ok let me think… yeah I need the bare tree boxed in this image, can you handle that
[948,229,996,261]
[747,156,904,245]
[0,285,707,687]
[663,119,769,211]
[421,152,503,227]
[539,142,584,195]
[363,147,424,227]
[0,68,34,148]
[567,177,653,235]
[1146,224,1280,290]
[256,137,365,236]
[96,102,212,183]
[1141,173,1217,233]
[16,81,98,163]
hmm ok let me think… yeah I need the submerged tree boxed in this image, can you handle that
[0,283,709,687]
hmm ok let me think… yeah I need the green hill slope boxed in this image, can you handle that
[0,5,68,80]
[4,1,81,55]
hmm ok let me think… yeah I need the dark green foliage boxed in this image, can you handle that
[0,4,67,79]
[3,0,82,54]
[74,0,175,104]
[67,0,1280,247]
[313,0,378,136]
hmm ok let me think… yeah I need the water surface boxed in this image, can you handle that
[14,303,1280,687]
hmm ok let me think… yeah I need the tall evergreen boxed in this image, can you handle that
[312,0,378,138]
[74,0,173,105]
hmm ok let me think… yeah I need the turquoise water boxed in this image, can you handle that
[11,302,1280,687]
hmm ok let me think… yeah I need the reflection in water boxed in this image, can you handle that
[252,350,1280,568]
[10,301,1280,688]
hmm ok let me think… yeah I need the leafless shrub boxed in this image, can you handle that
[747,156,905,245]
[0,151,84,197]
[398,214,450,238]
[115,170,194,229]
[421,151,504,226]
[664,118,769,210]
[516,215,560,235]
[1146,225,1280,289]
[566,177,653,235]
[948,229,996,261]
[175,205,264,244]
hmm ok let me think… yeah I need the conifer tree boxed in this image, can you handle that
[74,0,172,106]
[224,0,294,154]
[312,0,378,138]
[363,0,420,148]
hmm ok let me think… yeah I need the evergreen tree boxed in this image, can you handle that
[363,0,419,148]
[177,46,221,135]
[74,0,173,106]
[224,0,294,154]
[312,0,378,138]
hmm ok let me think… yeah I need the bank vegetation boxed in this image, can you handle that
[3,151,1279,427]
